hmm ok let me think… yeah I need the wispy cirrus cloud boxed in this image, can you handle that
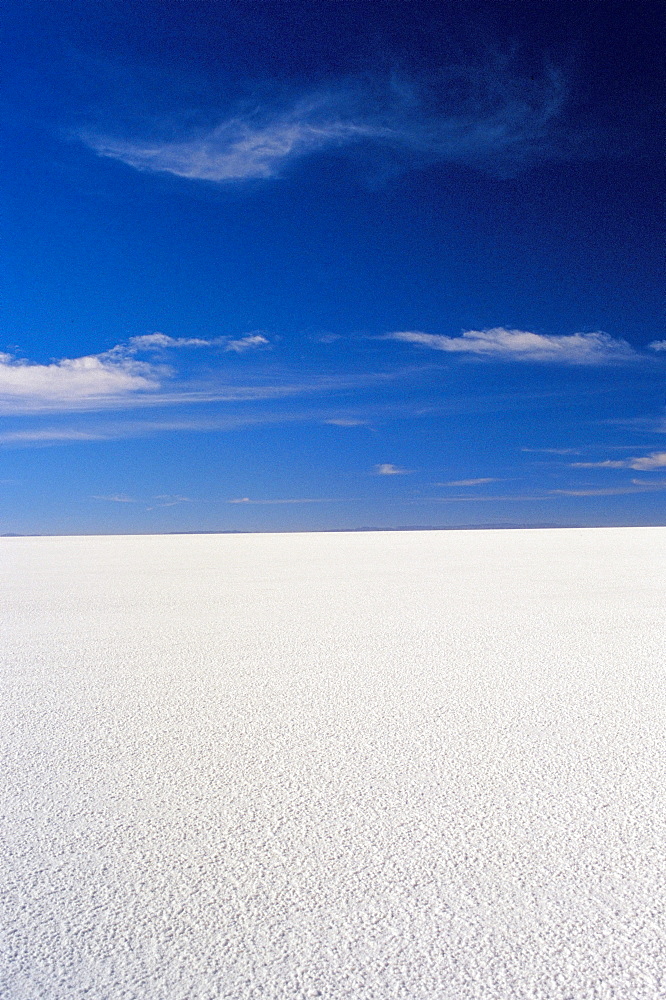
[83,104,373,182]
[386,328,637,364]
[110,331,270,355]
[648,340,666,352]
[0,428,114,443]
[91,493,136,503]
[550,483,666,496]
[91,492,193,509]
[81,60,569,183]
[146,494,192,510]
[600,416,666,434]
[419,481,666,501]
[324,418,369,427]
[415,493,550,503]
[521,447,582,455]
[0,389,420,446]
[0,414,296,444]
[571,451,666,470]
[121,333,215,351]
[439,477,498,486]
[228,497,346,505]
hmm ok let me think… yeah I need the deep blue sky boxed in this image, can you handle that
[1,0,664,533]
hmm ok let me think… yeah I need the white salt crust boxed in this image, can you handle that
[1,527,665,999]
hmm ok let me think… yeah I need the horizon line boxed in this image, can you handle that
[2,522,665,539]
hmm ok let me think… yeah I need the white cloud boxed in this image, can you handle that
[82,62,568,183]
[225,335,270,353]
[387,328,636,364]
[571,452,666,471]
[648,340,666,351]
[0,332,276,413]
[440,478,497,486]
[0,351,159,408]
[375,463,411,475]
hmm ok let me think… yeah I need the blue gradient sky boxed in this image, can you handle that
[1,0,664,533]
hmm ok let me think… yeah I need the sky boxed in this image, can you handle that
[1,0,664,534]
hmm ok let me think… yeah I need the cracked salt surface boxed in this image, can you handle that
[1,528,665,999]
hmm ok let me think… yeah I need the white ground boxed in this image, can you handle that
[1,528,665,1000]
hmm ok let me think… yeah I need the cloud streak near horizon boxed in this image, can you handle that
[81,62,569,183]
[441,477,498,486]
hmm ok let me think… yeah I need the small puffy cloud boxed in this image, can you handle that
[225,334,270,353]
[375,463,411,475]
[648,340,666,351]
[572,451,666,471]
[441,477,497,486]
[386,328,636,364]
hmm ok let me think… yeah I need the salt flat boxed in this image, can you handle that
[1,527,665,999]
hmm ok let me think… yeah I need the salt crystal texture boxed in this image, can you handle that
[1,527,665,999]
